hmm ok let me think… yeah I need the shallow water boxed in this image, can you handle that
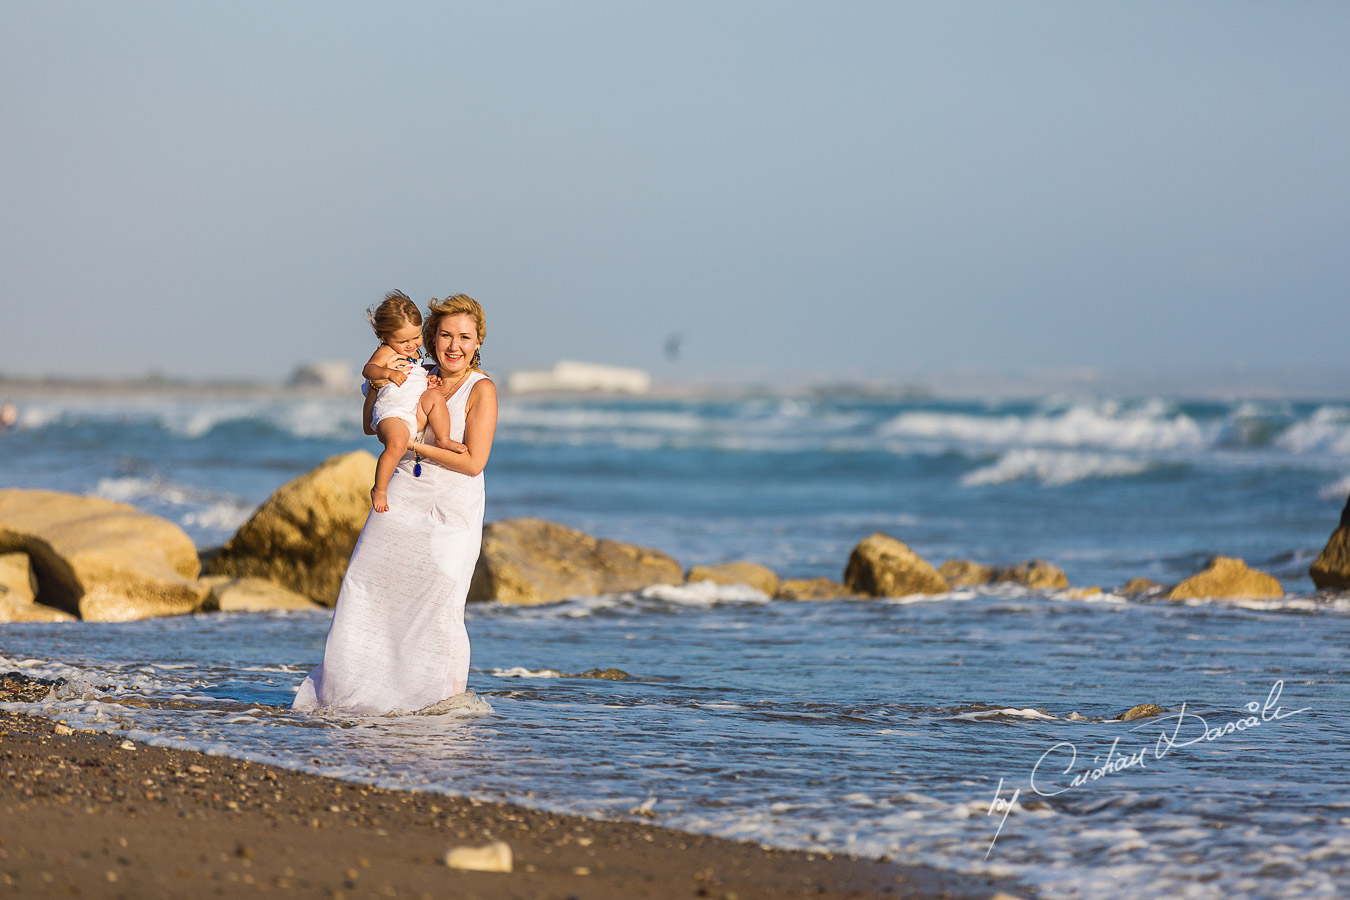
[3,388,1350,897]
[3,584,1349,899]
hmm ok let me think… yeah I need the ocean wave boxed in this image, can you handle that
[961,450,1152,487]
[1318,474,1350,501]
[1274,406,1350,455]
[92,477,255,532]
[878,402,1208,453]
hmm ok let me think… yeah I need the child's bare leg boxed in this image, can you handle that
[372,420,410,512]
[419,389,466,452]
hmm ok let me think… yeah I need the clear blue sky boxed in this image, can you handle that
[2,2,1347,385]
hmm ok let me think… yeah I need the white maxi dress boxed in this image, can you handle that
[293,372,489,715]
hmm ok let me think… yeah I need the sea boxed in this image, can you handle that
[2,385,1349,899]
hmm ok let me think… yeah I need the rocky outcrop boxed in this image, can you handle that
[0,490,207,622]
[843,533,949,597]
[1310,495,1350,590]
[204,451,376,606]
[0,551,38,603]
[994,559,1069,590]
[198,576,324,613]
[938,559,996,587]
[467,518,682,606]
[1167,556,1283,600]
[774,577,859,601]
[1115,703,1165,721]
[685,562,780,596]
[0,550,76,622]
[1120,577,1164,597]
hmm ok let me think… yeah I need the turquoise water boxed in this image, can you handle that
[2,388,1349,897]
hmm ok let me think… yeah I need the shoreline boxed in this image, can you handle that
[0,707,1028,899]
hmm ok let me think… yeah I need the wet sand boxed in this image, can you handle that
[0,707,1028,899]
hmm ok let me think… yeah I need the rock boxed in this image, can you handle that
[1066,712,1088,721]
[994,560,1069,590]
[1310,495,1350,590]
[0,551,38,603]
[204,451,376,606]
[0,489,207,621]
[1115,703,1165,721]
[1119,577,1164,597]
[938,559,997,587]
[1167,556,1283,600]
[572,668,631,680]
[198,576,323,613]
[444,840,512,873]
[1064,586,1102,599]
[685,561,780,596]
[843,533,949,597]
[774,577,858,601]
[467,518,682,606]
[0,595,77,623]
[0,550,73,622]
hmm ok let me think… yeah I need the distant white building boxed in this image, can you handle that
[507,360,651,395]
[288,360,359,390]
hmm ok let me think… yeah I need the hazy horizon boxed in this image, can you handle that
[3,3,1347,388]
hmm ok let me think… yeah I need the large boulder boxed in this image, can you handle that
[1167,556,1283,600]
[204,451,376,606]
[843,533,949,597]
[198,576,324,613]
[467,518,682,606]
[1310,495,1350,590]
[686,562,780,596]
[0,490,206,621]
[994,559,1070,590]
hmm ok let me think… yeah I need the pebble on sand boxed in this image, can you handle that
[444,840,513,873]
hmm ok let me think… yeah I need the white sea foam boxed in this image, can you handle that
[488,667,565,678]
[878,402,1208,453]
[639,582,770,606]
[1274,406,1350,455]
[961,449,1151,487]
[181,502,254,531]
[951,707,1058,721]
[1318,473,1350,501]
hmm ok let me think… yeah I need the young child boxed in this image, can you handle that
[362,291,464,512]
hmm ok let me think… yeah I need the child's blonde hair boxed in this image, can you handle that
[367,290,423,340]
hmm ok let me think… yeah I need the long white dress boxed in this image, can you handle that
[293,372,490,715]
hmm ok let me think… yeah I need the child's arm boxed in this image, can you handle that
[363,346,412,386]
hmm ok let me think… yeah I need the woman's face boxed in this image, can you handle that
[434,313,481,375]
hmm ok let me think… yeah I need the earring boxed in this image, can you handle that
[472,348,482,368]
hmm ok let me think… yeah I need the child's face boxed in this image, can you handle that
[383,322,422,358]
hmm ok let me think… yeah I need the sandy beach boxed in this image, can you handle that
[0,695,1025,900]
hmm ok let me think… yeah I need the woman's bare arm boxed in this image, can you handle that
[409,379,498,476]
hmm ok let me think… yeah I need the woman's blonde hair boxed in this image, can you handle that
[367,290,422,339]
[423,294,487,372]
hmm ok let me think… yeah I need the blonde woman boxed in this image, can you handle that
[294,294,498,715]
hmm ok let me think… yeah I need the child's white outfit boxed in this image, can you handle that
[370,358,429,432]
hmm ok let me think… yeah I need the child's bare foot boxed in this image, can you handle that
[371,487,389,513]
[442,439,467,454]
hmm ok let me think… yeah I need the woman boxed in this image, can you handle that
[292,294,498,715]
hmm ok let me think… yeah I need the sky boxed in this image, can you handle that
[2,2,1348,388]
